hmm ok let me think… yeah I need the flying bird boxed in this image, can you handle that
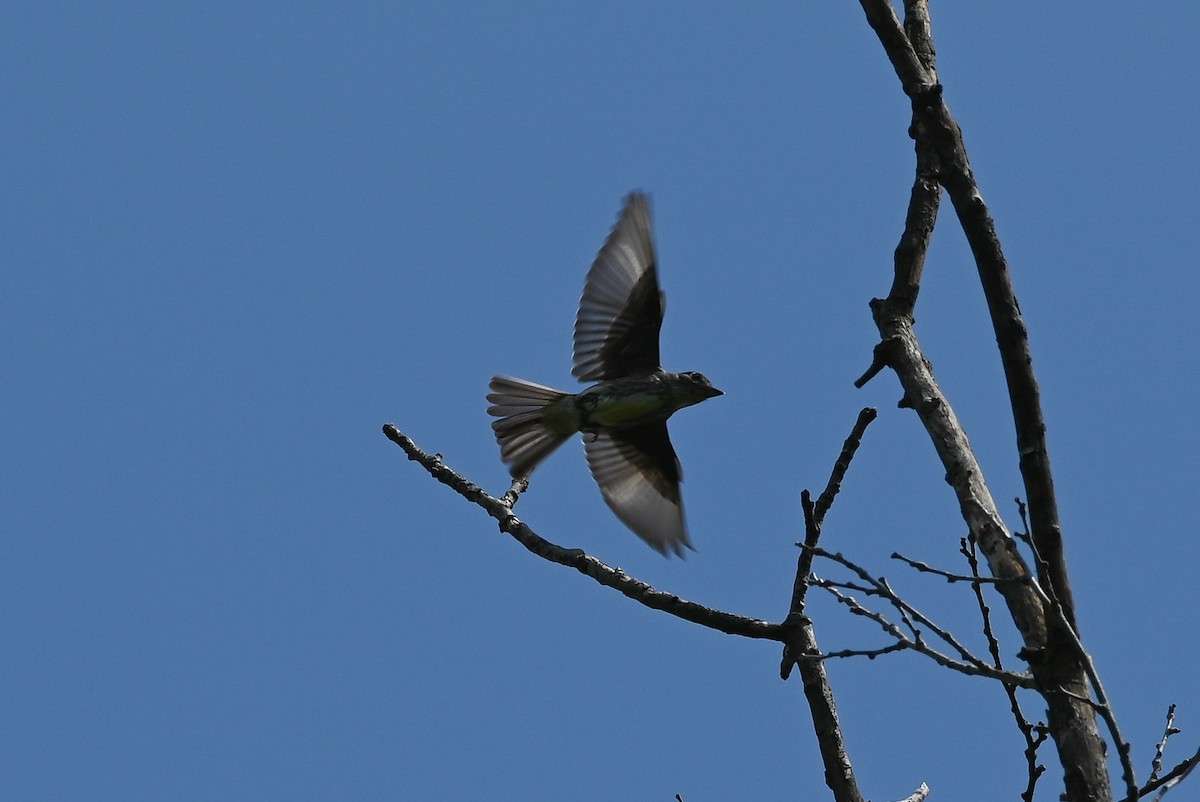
[486,193,721,556]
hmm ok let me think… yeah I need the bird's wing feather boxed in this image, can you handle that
[583,423,691,557]
[573,193,664,381]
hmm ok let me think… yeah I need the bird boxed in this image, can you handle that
[486,193,721,556]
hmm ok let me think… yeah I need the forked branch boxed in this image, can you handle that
[853,1,1117,799]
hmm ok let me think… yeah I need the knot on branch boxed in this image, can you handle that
[854,334,903,389]
[907,83,944,133]
[912,82,943,104]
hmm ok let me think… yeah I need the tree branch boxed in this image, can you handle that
[807,549,1033,687]
[382,424,783,641]
[889,783,930,802]
[1150,705,1181,784]
[810,579,1031,686]
[1024,578,1138,800]
[813,408,879,524]
[960,537,1047,802]
[1126,746,1200,802]
[857,311,1048,642]
[892,550,1011,585]
[852,3,1111,799]
[779,408,877,802]
[855,0,930,91]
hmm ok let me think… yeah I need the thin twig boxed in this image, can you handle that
[892,550,1011,584]
[1023,577,1139,799]
[500,476,529,508]
[1014,497,1034,549]
[962,537,1045,802]
[1151,705,1181,782]
[1133,746,1200,801]
[813,408,879,525]
[785,407,879,633]
[778,409,876,802]
[811,579,1033,687]
[806,642,910,662]
[808,546,1006,673]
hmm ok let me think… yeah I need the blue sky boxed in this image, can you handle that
[4,3,1198,800]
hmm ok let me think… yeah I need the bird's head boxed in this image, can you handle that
[673,371,723,406]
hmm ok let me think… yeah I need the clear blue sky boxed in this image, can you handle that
[4,4,1198,800]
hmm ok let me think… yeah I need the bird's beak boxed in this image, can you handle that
[706,386,724,399]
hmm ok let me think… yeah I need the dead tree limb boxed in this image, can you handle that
[780,407,878,802]
[382,423,783,640]
[852,1,1115,798]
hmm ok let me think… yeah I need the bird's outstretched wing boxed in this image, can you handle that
[572,193,664,381]
[583,423,692,557]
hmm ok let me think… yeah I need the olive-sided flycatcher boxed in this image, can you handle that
[487,193,721,556]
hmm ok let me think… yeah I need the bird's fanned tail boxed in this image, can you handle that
[486,376,576,479]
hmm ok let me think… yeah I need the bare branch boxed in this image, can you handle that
[852,144,940,390]
[500,475,529,508]
[939,133,1074,631]
[383,424,784,641]
[812,579,1033,687]
[859,2,1072,622]
[962,537,1047,801]
[778,409,877,802]
[784,407,878,637]
[1014,497,1035,550]
[1151,705,1182,783]
[889,782,930,802]
[813,408,879,525]
[1019,576,1138,800]
[853,3,1110,798]
[892,550,1011,584]
[809,642,909,662]
[901,1,936,78]
[810,546,1008,674]
[861,305,1048,644]
[1130,746,1200,802]
[855,0,931,93]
